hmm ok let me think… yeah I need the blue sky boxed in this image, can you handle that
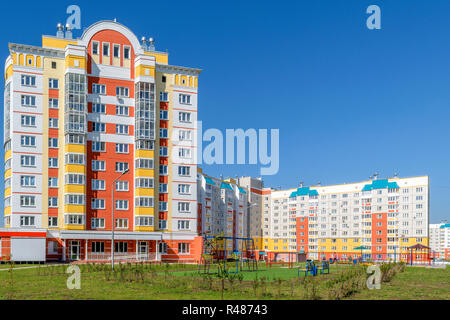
[0,0,449,224]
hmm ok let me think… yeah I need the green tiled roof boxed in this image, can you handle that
[289,187,319,197]
[220,182,234,191]
[204,177,216,185]
[362,179,400,191]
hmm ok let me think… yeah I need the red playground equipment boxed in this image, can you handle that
[266,251,296,268]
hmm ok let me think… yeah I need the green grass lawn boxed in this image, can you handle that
[0,262,448,300]
[349,265,450,300]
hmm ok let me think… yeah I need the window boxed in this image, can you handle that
[48,137,58,148]
[159,201,168,211]
[20,216,35,227]
[21,155,36,167]
[20,175,36,187]
[66,133,85,145]
[178,220,190,230]
[136,216,154,227]
[135,197,154,207]
[116,105,129,116]
[21,115,36,127]
[123,46,130,59]
[65,174,85,185]
[92,160,105,171]
[48,197,58,207]
[113,44,120,58]
[178,166,191,176]
[116,86,129,97]
[135,140,154,150]
[160,128,168,138]
[92,141,105,152]
[49,98,59,109]
[178,202,190,212]
[116,124,129,135]
[92,103,106,113]
[91,241,104,253]
[64,194,85,205]
[48,157,58,168]
[159,220,167,230]
[48,177,58,188]
[92,42,99,55]
[20,196,36,207]
[159,183,168,193]
[21,135,36,147]
[115,200,129,210]
[162,75,166,83]
[135,178,154,188]
[116,181,129,191]
[135,158,153,169]
[178,148,192,159]
[92,84,106,95]
[158,241,168,253]
[65,214,84,225]
[178,184,191,194]
[21,95,36,107]
[179,130,192,141]
[48,118,58,128]
[91,179,105,190]
[91,219,105,229]
[115,162,129,172]
[51,61,57,69]
[179,94,191,105]
[159,165,168,176]
[91,198,105,209]
[103,43,110,56]
[179,112,191,123]
[115,241,128,252]
[92,122,105,132]
[115,143,129,153]
[48,217,58,228]
[49,78,59,89]
[65,153,85,165]
[21,75,36,86]
[115,219,128,228]
[159,147,168,156]
[160,92,168,101]
[178,243,190,254]
[160,110,168,120]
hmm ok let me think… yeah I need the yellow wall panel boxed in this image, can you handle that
[64,185,86,194]
[65,164,86,174]
[42,36,77,49]
[135,169,154,177]
[135,207,155,215]
[4,187,11,197]
[5,65,13,81]
[65,144,87,154]
[135,188,155,196]
[135,150,154,158]
[64,205,86,213]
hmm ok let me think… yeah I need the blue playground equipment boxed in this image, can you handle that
[298,260,330,277]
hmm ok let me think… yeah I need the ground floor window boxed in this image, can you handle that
[92,241,105,253]
[115,242,128,253]
[48,241,58,254]
[159,242,168,254]
[178,243,190,254]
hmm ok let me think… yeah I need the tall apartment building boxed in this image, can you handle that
[237,175,430,262]
[429,222,450,260]
[1,20,202,262]
[197,170,248,256]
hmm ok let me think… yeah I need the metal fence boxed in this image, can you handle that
[85,252,159,263]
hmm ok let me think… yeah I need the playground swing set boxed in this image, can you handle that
[198,235,258,275]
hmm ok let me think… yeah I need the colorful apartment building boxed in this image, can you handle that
[1,20,202,262]
[430,222,450,260]
[197,170,249,257]
[261,175,430,262]
[198,174,430,263]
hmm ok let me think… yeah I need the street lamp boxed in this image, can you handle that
[111,168,130,271]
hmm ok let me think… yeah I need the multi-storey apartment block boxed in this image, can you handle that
[1,20,202,262]
[197,170,249,256]
[430,222,450,260]
[226,175,430,262]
